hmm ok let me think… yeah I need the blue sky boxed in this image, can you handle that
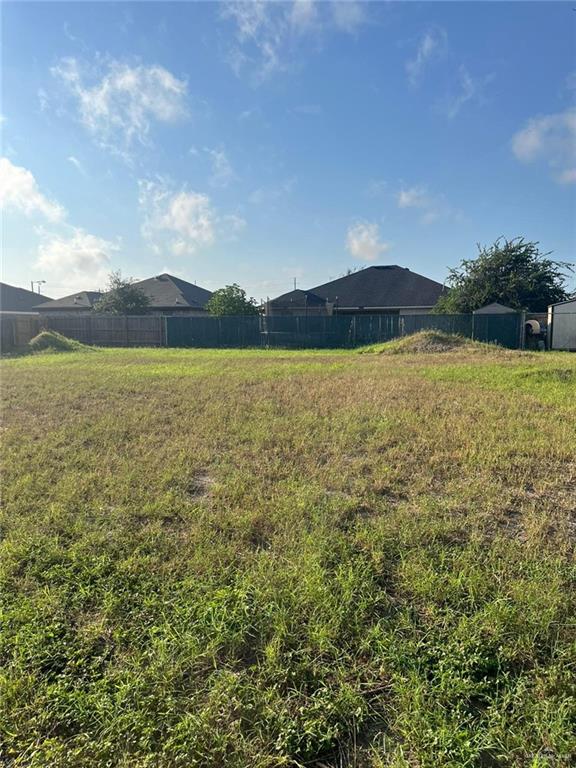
[2,1,575,300]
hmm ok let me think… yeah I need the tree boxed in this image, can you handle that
[206,284,259,316]
[434,237,572,313]
[93,271,151,315]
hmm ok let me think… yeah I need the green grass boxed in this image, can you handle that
[1,346,575,767]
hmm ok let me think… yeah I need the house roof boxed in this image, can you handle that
[33,274,213,312]
[0,282,52,312]
[35,291,103,311]
[270,266,445,309]
[268,289,327,308]
[132,274,212,309]
[473,302,517,314]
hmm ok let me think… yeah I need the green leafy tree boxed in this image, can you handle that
[93,271,151,315]
[434,237,572,313]
[206,284,259,316]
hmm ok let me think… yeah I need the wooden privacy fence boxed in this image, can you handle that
[0,313,40,351]
[41,314,165,347]
[1,312,528,351]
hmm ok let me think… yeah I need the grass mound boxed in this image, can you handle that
[358,330,497,355]
[28,330,90,353]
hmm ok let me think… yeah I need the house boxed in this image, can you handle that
[266,265,445,316]
[130,274,212,315]
[34,274,213,316]
[473,302,517,314]
[35,291,104,314]
[548,297,576,351]
[0,282,52,312]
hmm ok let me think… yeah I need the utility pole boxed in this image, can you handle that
[30,280,46,294]
[293,277,297,291]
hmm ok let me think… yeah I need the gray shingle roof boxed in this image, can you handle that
[33,274,213,312]
[132,274,212,309]
[0,282,52,312]
[35,291,103,311]
[268,289,327,309]
[270,266,445,309]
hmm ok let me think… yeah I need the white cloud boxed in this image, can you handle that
[222,1,367,81]
[222,213,247,237]
[331,1,367,34]
[36,227,117,289]
[396,183,457,224]
[52,57,188,152]
[0,157,66,222]
[204,147,236,188]
[140,180,216,256]
[397,185,429,210]
[440,66,493,119]
[346,221,390,262]
[38,88,50,113]
[512,108,576,184]
[557,168,576,185]
[248,177,296,205]
[406,27,446,85]
[565,72,576,93]
[67,155,86,176]
[290,0,317,31]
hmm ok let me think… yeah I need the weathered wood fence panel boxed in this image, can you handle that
[0,313,40,350]
[42,315,164,347]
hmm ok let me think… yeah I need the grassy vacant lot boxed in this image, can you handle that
[1,345,575,767]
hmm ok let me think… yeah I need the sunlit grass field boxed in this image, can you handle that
[1,346,575,767]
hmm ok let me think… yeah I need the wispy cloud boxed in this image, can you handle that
[346,220,390,262]
[366,179,387,197]
[406,27,446,85]
[67,155,87,176]
[0,157,65,222]
[512,108,576,185]
[439,66,493,119]
[222,1,368,82]
[1,157,117,290]
[331,1,367,34]
[139,177,246,256]
[51,57,188,155]
[140,180,216,256]
[36,226,116,289]
[204,147,236,188]
[396,183,458,224]
[290,103,323,116]
[248,177,296,206]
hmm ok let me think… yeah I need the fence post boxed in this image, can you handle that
[519,311,526,350]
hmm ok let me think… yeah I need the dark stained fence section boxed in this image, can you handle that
[471,312,523,349]
[166,315,261,348]
[166,313,523,349]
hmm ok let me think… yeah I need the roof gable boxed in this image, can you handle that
[35,291,103,310]
[132,274,213,309]
[306,265,445,308]
[0,282,52,312]
[269,289,326,308]
[473,302,517,314]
